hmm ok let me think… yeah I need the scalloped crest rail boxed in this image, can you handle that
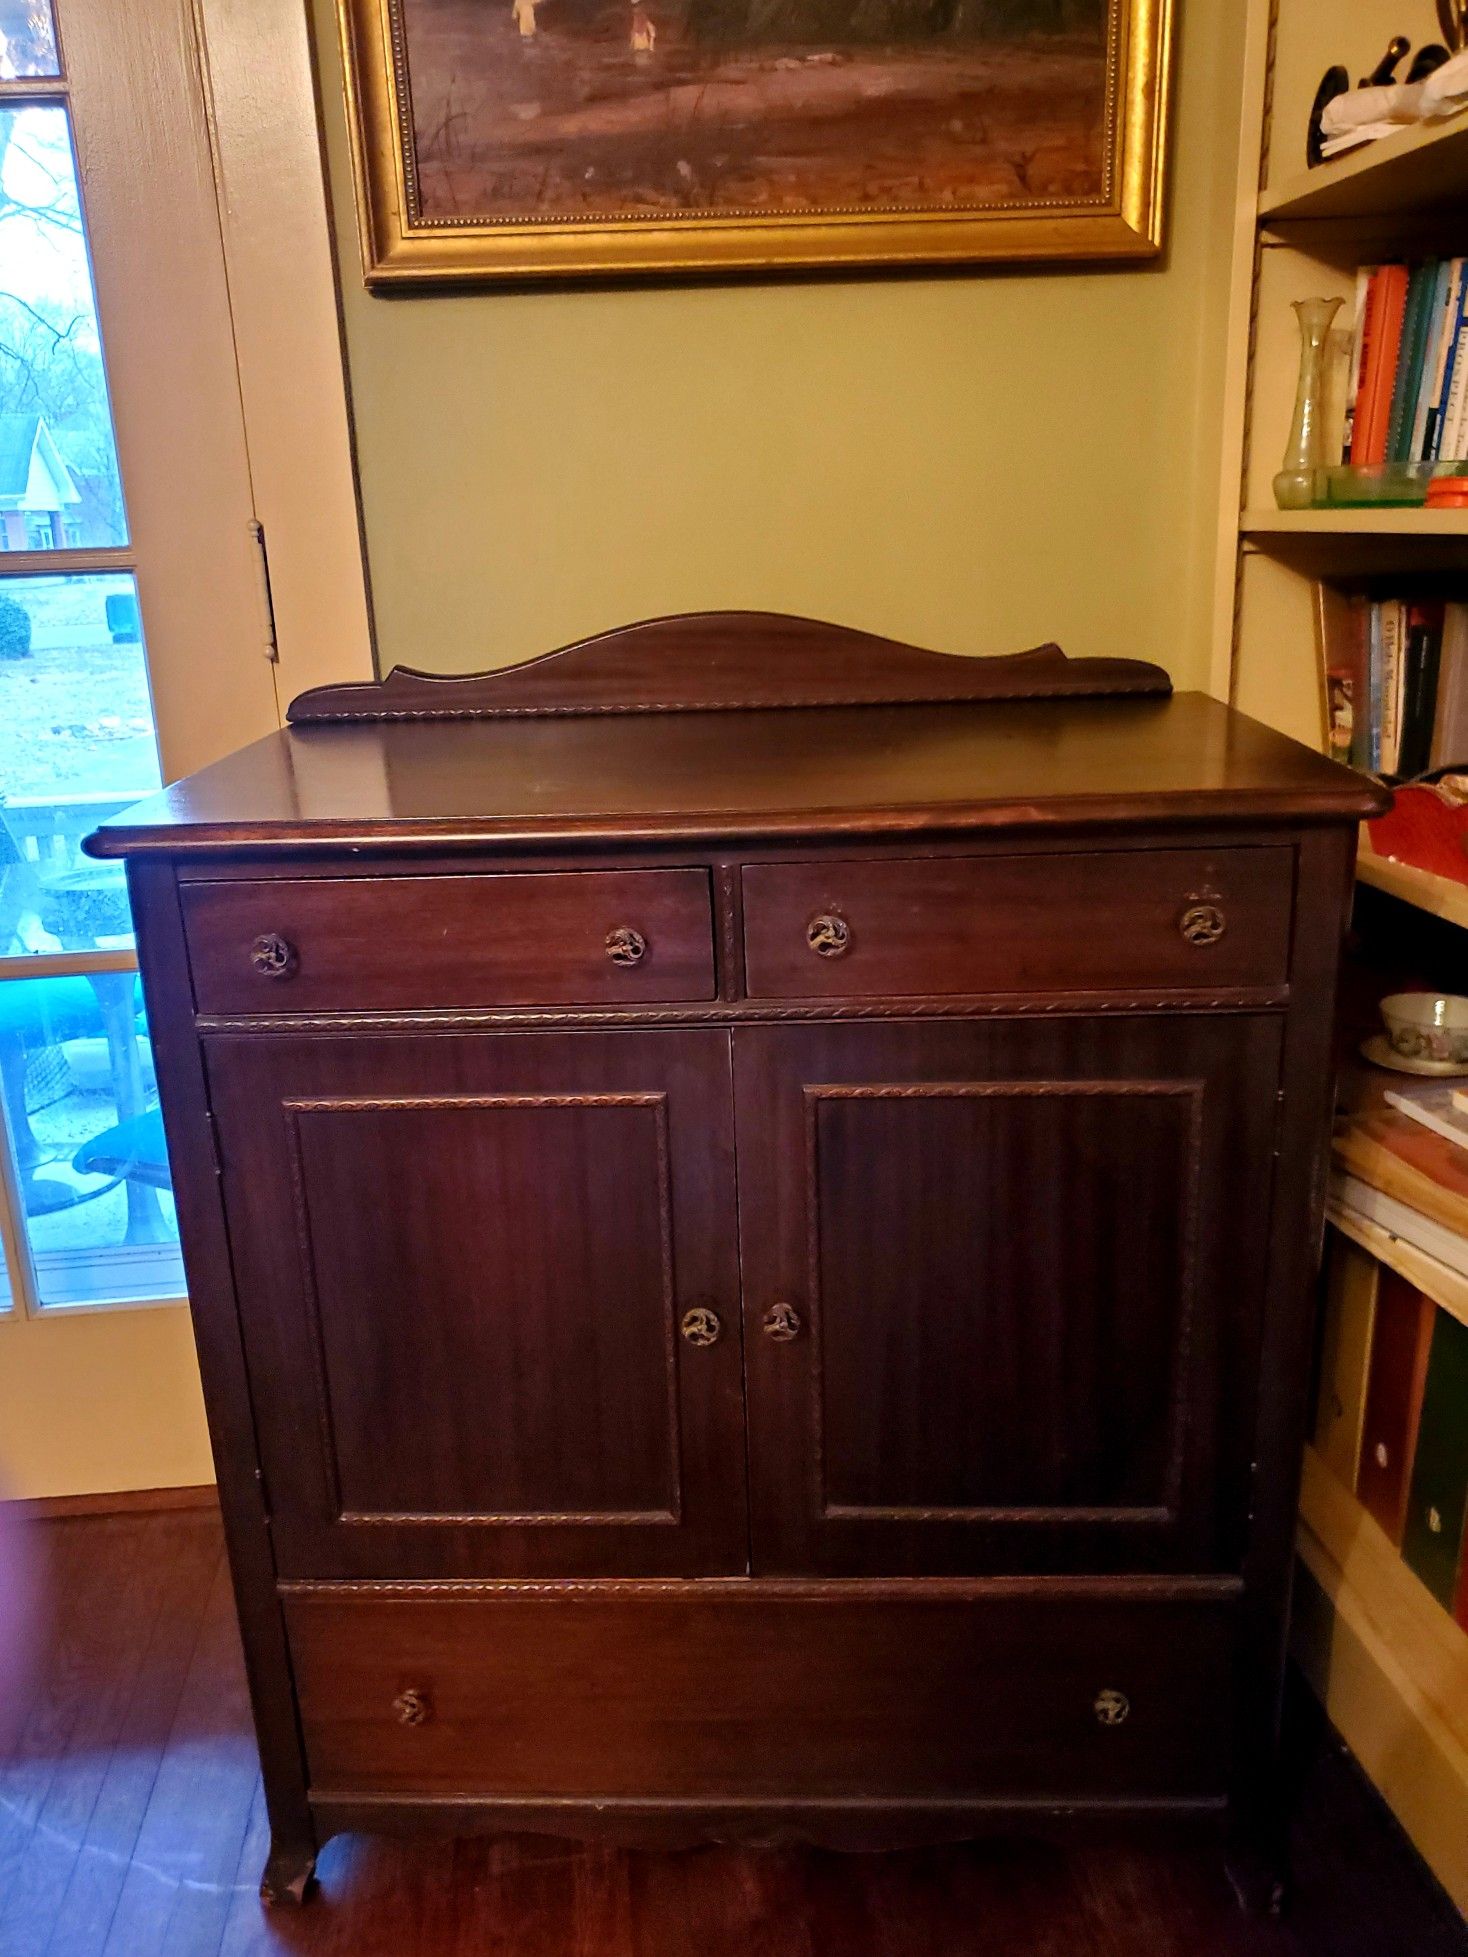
[286,612,1173,723]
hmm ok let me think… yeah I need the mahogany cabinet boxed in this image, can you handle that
[86,613,1387,1910]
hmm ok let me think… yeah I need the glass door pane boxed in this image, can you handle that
[1,33,181,1311]
[0,3,60,77]
[0,571,159,956]
[0,100,126,548]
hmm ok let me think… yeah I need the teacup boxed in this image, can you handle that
[1379,992,1468,1066]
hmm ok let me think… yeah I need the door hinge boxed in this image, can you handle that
[255,1464,273,1529]
[249,519,279,665]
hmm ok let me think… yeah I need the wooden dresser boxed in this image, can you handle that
[86,614,1387,1910]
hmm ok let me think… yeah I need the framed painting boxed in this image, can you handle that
[336,0,1173,285]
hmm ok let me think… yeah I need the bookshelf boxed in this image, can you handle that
[1260,107,1468,223]
[1214,0,1468,929]
[1294,1443,1468,1916]
[1356,845,1468,926]
[1215,4,1468,1906]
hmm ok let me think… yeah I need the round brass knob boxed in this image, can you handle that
[763,1302,802,1343]
[606,926,647,967]
[680,1306,722,1347]
[806,914,851,959]
[1178,902,1226,948]
[392,1686,431,1726]
[249,932,298,979]
[1093,1688,1130,1727]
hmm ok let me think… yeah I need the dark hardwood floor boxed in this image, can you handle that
[1,1506,1463,1957]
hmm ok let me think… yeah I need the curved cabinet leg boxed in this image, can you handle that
[260,1835,318,1907]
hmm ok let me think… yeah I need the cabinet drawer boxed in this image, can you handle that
[285,1584,1233,1802]
[741,849,1294,998]
[181,870,717,1013]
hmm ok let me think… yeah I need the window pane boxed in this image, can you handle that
[1,572,159,956]
[0,104,125,547]
[0,971,181,1307]
[0,3,59,77]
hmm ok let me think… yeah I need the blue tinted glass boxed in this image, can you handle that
[0,103,126,547]
[0,971,182,1307]
[1,571,159,958]
[0,3,60,77]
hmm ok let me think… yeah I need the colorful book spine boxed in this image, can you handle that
[1398,602,1445,780]
[1356,1270,1436,1544]
[1346,594,1372,771]
[1343,267,1373,463]
[1430,262,1468,459]
[1411,261,1453,460]
[1439,274,1468,462]
[1378,600,1406,775]
[1431,603,1468,772]
[1313,1234,1378,1487]
[1366,601,1385,773]
[1387,262,1437,463]
[1401,1310,1468,1611]
[1356,265,1411,467]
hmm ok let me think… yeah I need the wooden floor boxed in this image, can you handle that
[1,1508,1465,1957]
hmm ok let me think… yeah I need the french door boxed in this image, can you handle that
[0,0,364,1494]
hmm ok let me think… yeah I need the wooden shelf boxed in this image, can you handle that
[1294,1443,1468,1928]
[1357,849,1468,930]
[1241,509,1468,538]
[1238,508,1468,573]
[1327,1202,1468,1333]
[1260,110,1468,224]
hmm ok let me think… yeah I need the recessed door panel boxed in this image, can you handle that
[734,1017,1284,1576]
[206,1028,744,1578]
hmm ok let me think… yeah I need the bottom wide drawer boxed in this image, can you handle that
[283,1583,1235,1802]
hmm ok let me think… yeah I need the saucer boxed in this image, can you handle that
[1360,1034,1468,1078]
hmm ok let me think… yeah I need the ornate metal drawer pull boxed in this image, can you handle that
[1178,902,1226,948]
[806,913,851,959]
[605,926,647,966]
[1093,1688,1130,1727]
[680,1306,722,1347]
[392,1686,432,1727]
[249,932,298,979]
[763,1302,802,1342]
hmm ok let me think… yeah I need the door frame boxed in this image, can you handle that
[0,0,372,1498]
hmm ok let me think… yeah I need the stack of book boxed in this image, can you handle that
[1320,1084,1468,1627]
[1319,591,1468,776]
[1343,259,1468,467]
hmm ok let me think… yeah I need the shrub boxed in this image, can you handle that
[0,593,32,660]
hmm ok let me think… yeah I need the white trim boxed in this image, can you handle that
[193,0,376,700]
[57,0,283,780]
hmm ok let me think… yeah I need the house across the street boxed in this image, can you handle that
[0,413,81,552]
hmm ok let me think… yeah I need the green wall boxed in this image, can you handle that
[312,0,1245,688]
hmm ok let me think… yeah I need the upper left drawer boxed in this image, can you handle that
[181,870,717,1014]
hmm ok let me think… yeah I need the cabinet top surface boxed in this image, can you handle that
[85,615,1385,858]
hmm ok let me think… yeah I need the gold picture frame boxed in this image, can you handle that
[337,0,1173,287]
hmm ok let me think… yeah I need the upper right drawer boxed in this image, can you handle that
[741,848,1295,999]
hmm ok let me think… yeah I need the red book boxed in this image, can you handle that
[1356,265,1411,467]
[1355,1269,1435,1543]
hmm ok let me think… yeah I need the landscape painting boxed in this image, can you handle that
[339,0,1171,281]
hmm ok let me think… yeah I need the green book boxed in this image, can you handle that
[1402,1308,1468,1610]
[1387,262,1438,463]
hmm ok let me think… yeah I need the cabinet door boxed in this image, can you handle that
[734,1017,1284,1576]
[205,1029,745,1578]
